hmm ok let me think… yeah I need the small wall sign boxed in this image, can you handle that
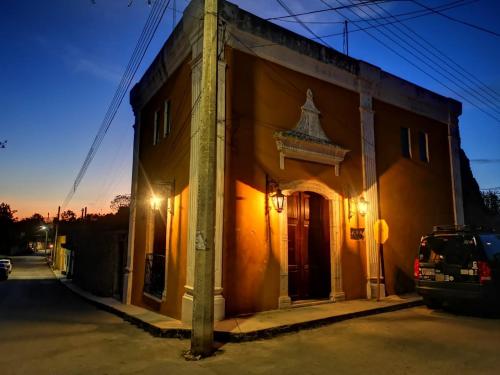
[351,228,365,240]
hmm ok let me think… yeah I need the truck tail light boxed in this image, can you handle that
[414,258,420,279]
[478,261,492,285]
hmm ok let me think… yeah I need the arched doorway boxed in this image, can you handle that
[277,180,344,309]
[287,191,331,300]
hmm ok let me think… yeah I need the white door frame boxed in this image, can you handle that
[277,179,345,308]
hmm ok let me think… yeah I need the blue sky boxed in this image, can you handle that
[1,0,499,218]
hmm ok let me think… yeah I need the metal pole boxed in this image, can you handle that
[52,206,60,265]
[377,243,381,301]
[190,0,218,357]
[44,230,48,256]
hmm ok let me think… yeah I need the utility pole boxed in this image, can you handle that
[52,206,61,264]
[190,0,218,357]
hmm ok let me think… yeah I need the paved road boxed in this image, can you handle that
[1,256,500,375]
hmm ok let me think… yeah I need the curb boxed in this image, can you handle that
[51,268,422,343]
[216,299,423,342]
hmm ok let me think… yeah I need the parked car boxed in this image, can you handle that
[0,259,12,274]
[0,263,9,281]
[415,225,500,309]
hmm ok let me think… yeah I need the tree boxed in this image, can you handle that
[482,191,500,215]
[61,210,77,222]
[0,203,16,253]
[29,213,45,222]
[0,202,16,222]
[110,194,131,212]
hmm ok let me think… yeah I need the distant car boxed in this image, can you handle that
[0,263,8,280]
[0,259,12,274]
[415,225,500,309]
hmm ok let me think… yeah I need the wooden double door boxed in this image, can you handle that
[288,191,331,301]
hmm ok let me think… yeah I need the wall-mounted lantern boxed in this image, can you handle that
[272,188,285,213]
[267,177,285,213]
[358,196,369,216]
[348,195,369,218]
[150,195,163,210]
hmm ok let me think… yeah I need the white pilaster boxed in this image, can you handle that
[182,28,227,323]
[329,196,345,301]
[358,78,385,299]
[123,113,141,304]
[278,198,292,309]
[213,58,227,321]
[182,29,203,323]
[448,112,464,225]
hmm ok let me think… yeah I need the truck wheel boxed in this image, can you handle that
[423,297,441,309]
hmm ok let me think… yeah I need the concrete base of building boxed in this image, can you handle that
[367,281,386,300]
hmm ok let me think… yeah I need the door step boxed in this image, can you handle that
[291,298,332,308]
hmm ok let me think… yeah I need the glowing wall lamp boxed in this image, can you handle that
[267,177,285,213]
[150,195,163,210]
[348,196,369,218]
[272,188,285,213]
[357,196,369,216]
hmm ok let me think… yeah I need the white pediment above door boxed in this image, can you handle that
[273,89,349,176]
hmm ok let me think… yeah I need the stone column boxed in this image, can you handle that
[213,58,226,321]
[181,29,203,323]
[358,76,384,299]
[329,195,345,301]
[123,113,141,304]
[278,198,291,309]
[447,104,464,225]
[182,27,226,324]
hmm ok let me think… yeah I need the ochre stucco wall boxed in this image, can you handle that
[131,57,192,320]
[374,99,454,295]
[223,48,366,316]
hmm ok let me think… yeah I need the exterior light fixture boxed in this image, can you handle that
[358,196,369,216]
[272,188,285,213]
[150,195,162,210]
[267,176,285,213]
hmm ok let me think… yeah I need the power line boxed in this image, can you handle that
[266,0,398,21]
[411,0,500,37]
[361,0,500,116]
[273,0,477,25]
[62,0,171,209]
[319,0,500,123]
[366,0,500,103]
[275,0,332,47]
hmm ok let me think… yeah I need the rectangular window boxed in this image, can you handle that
[153,110,161,145]
[418,131,429,163]
[400,127,411,158]
[163,100,172,137]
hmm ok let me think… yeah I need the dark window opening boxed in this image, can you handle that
[164,100,172,137]
[153,110,161,145]
[418,131,429,163]
[401,127,411,158]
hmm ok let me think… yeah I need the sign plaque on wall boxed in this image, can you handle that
[350,228,365,240]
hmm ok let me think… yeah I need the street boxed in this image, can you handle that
[1,256,500,375]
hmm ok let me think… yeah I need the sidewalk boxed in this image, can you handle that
[52,270,422,342]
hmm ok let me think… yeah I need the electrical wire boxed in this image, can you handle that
[62,0,171,209]
[275,0,333,47]
[266,0,398,21]
[319,0,500,122]
[273,0,477,25]
[361,0,500,115]
[411,0,500,37]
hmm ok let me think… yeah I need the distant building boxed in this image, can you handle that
[125,0,463,323]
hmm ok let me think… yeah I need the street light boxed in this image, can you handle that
[40,226,48,255]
